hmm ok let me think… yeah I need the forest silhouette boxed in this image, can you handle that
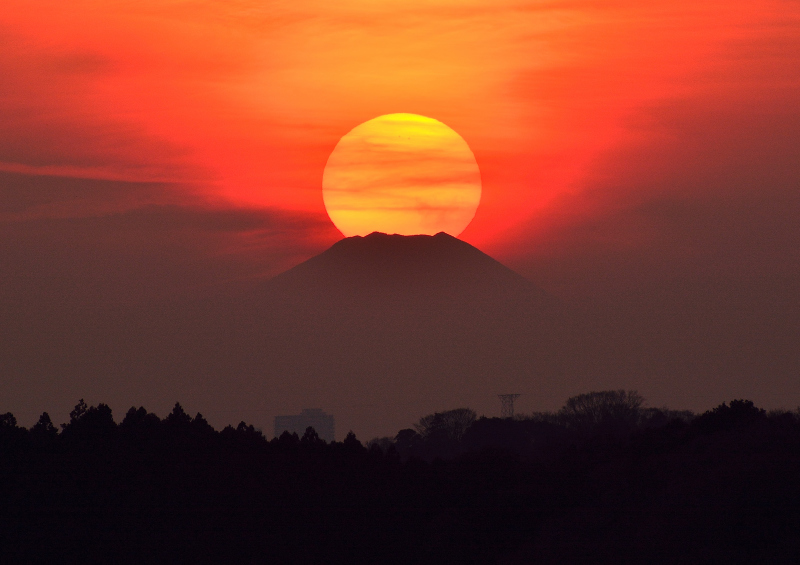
[2,392,800,564]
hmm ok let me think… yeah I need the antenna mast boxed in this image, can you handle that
[498,394,521,419]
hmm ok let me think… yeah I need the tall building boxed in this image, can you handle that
[274,408,335,442]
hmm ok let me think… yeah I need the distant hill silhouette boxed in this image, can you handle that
[267,231,550,306]
[184,232,572,437]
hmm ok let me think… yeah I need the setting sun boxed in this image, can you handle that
[322,113,481,237]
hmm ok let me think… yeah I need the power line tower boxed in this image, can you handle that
[498,394,521,419]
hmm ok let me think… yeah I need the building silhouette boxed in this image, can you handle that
[274,408,335,442]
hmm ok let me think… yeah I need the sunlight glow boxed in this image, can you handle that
[322,113,481,237]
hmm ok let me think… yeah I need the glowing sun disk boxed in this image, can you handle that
[322,113,481,237]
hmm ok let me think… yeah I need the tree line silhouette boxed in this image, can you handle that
[2,392,800,564]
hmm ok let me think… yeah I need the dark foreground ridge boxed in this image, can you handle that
[2,393,800,564]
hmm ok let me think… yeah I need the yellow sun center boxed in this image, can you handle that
[322,113,482,237]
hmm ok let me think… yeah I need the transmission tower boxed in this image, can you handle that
[498,394,521,419]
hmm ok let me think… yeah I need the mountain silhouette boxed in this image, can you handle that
[266,231,550,308]
[181,232,571,436]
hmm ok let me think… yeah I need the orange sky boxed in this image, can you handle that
[3,0,795,255]
[2,0,800,432]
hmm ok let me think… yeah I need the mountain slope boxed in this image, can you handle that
[182,232,571,437]
[265,231,550,307]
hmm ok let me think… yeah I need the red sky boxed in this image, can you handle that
[1,0,799,436]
